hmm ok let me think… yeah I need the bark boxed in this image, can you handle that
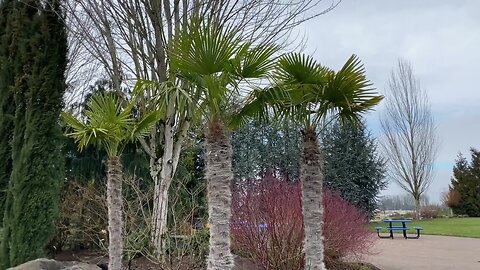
[415,197,421,220]
[150,115,190,258]
[301,127,326,270]
[107,156,124,270]
[205,117,234,270]
[151,168,170,255]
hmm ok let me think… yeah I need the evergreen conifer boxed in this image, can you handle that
[0,1,67,267]
[450,149,480,217]
[322,121,386,217]
[0,0,15,218]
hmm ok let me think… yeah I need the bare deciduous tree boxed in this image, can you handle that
[63,0,341,259]
[380,60,438,219]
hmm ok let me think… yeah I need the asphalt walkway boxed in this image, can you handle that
[367,235,480,270]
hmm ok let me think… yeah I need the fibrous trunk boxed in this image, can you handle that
[205,117,234,270]
[107,156,124,270]
[301,127,326,270]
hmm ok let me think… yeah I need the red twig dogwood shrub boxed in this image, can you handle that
[322,189,375,263]
[231,176,374,269]
[231,176,304,269]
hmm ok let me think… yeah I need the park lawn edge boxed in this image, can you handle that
[369,217,480,238]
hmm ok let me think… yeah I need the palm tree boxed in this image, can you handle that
[239,53,383,270]
[169,19,278,270]
[62,91,158,270]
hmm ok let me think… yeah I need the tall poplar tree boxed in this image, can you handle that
[0,0,67,268]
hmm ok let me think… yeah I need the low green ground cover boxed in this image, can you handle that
[370,217,480,238]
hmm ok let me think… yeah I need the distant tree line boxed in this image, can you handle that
[379,194,430,211]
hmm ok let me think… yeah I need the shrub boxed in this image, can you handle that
[52,176,208,267]
[51,181,108,252]
[231,176,374,269]
[420,205,443,219]
[323,191,374,263]
[442,190,460,209]
[231,177,304,270]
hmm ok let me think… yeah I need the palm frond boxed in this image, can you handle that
[233,43,279,79]
[274,53,331,85]
[169,19,241,76]
[61,112,86,134]
[321,54,383,122]
[230,85,294,128]
[274,53,334,105]
[62,90,158,157]
[131,110,160,141]
[240,53,383,128]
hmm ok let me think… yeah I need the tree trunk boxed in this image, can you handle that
[149,113,190,258]
[205,117,234,270]
[415,197,421,220]
[107,156,124,270]
[151,168,170,257]
[301,127,326,270]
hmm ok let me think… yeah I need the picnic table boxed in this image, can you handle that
[375,219,423,239]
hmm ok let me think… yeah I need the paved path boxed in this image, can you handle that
[367,235,480,270]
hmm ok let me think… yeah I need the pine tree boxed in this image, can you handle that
[0,0,67,267]
[322,121,386,217]
[450,149,480,217]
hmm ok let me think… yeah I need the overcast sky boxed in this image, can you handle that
[298,0,480,202]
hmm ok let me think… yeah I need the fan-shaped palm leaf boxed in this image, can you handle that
[316,54,382,123]
[231,42,279,79]
[62,90,160,157]
[169,19,241,77]
[238,53,383,127]
[170,18,278,119]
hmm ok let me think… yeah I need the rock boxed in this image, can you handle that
[62,262,102,270]
[64,265,101,270]
[8,258,101,270]
[7,259,65,270]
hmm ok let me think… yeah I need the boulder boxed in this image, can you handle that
[8,258,101,270]
[62,263,102,270]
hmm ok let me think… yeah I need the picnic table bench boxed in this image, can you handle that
[375,219,423,239]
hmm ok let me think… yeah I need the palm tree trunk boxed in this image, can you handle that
[107,156,124,270]
[205,117,234,270]
[301,127,326,270]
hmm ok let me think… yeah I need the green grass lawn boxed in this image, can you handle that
[370,217,480,238]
